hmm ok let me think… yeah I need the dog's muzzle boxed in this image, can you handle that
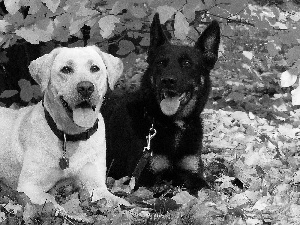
[59,81,99,128]
[60,96,98,128]
[77,81,95,99]
[159,89,191,116]
[60,96,73,114]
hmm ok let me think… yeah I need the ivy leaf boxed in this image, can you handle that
[15,19,54,44]
[111,0,128,15]
[0,90,18,98]
[129,4,147,19]
[98,15,120,39]
[53,13,71,42]
[65,0,96,17]
[69,17,89,35]
[117,40,135,55]
[183,0,205,20]
[280,70,297,88]
[27,0,42,14]
[42,0,60,13]
[139,33,150,46]
[156,6,176,23]
[126,20,143,30]
[18,79,33,102]
[4,0,21,15]
[174,11,190,40]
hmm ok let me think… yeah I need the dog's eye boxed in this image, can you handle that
[90,65,100,73]
[60,66,73,74]
[182,60,192,68]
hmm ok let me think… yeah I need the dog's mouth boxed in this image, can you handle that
[159,90,191,116]
[60,96,98,128]
[60,96,70,112]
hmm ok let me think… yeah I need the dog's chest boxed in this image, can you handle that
[151,121,186,154]
[62,139,101,174]
[174,120,186,149]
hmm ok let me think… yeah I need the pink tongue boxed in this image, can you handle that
[73,108,98,128]
[160,97,180,116]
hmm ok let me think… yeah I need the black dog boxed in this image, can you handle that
[103,13,220,194]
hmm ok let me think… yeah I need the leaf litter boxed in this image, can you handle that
[2,46,300,225]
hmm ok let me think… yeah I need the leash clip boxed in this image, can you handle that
[131,123,157,184]
[59,133,69,170]
[144,123,156,155]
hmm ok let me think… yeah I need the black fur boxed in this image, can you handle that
[103,14,220,194]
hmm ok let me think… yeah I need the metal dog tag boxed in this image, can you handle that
[59,157,69,170]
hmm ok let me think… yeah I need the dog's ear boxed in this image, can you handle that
[195,20,220,70]
[147,13,170,63]
[29,48,61,92]
[149,13,169,51]
[89,46,123,90]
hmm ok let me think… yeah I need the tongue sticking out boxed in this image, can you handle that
[73,108,98,128]
[160,97,181,116]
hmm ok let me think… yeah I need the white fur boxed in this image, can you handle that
[0,46,128,210]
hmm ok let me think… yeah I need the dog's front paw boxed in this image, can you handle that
[31,192,68,216]
[92,189,131,207]
[110,195,131,207]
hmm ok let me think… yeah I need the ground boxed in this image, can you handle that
[2,15,300,225]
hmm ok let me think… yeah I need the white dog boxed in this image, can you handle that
[0,46,129,212]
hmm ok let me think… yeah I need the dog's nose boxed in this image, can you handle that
[77,81,94,98]
[161,77,177,88]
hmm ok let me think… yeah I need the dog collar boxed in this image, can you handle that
[43,105,99,142]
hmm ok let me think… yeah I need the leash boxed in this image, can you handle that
[131,123,157,185]
[59,134,69,170]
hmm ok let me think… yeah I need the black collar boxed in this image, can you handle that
[43,105,99,142]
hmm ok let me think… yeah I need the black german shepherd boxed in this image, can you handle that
[103,13,220,194]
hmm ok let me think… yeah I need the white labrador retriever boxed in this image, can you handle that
[0,45,128,211]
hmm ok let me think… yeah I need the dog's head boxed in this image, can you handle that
[29,46,123,128]
[146,13,220,117]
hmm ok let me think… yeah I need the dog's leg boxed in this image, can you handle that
[17,163,68,215]
[18,182,68,216]
[78,162,131,206]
